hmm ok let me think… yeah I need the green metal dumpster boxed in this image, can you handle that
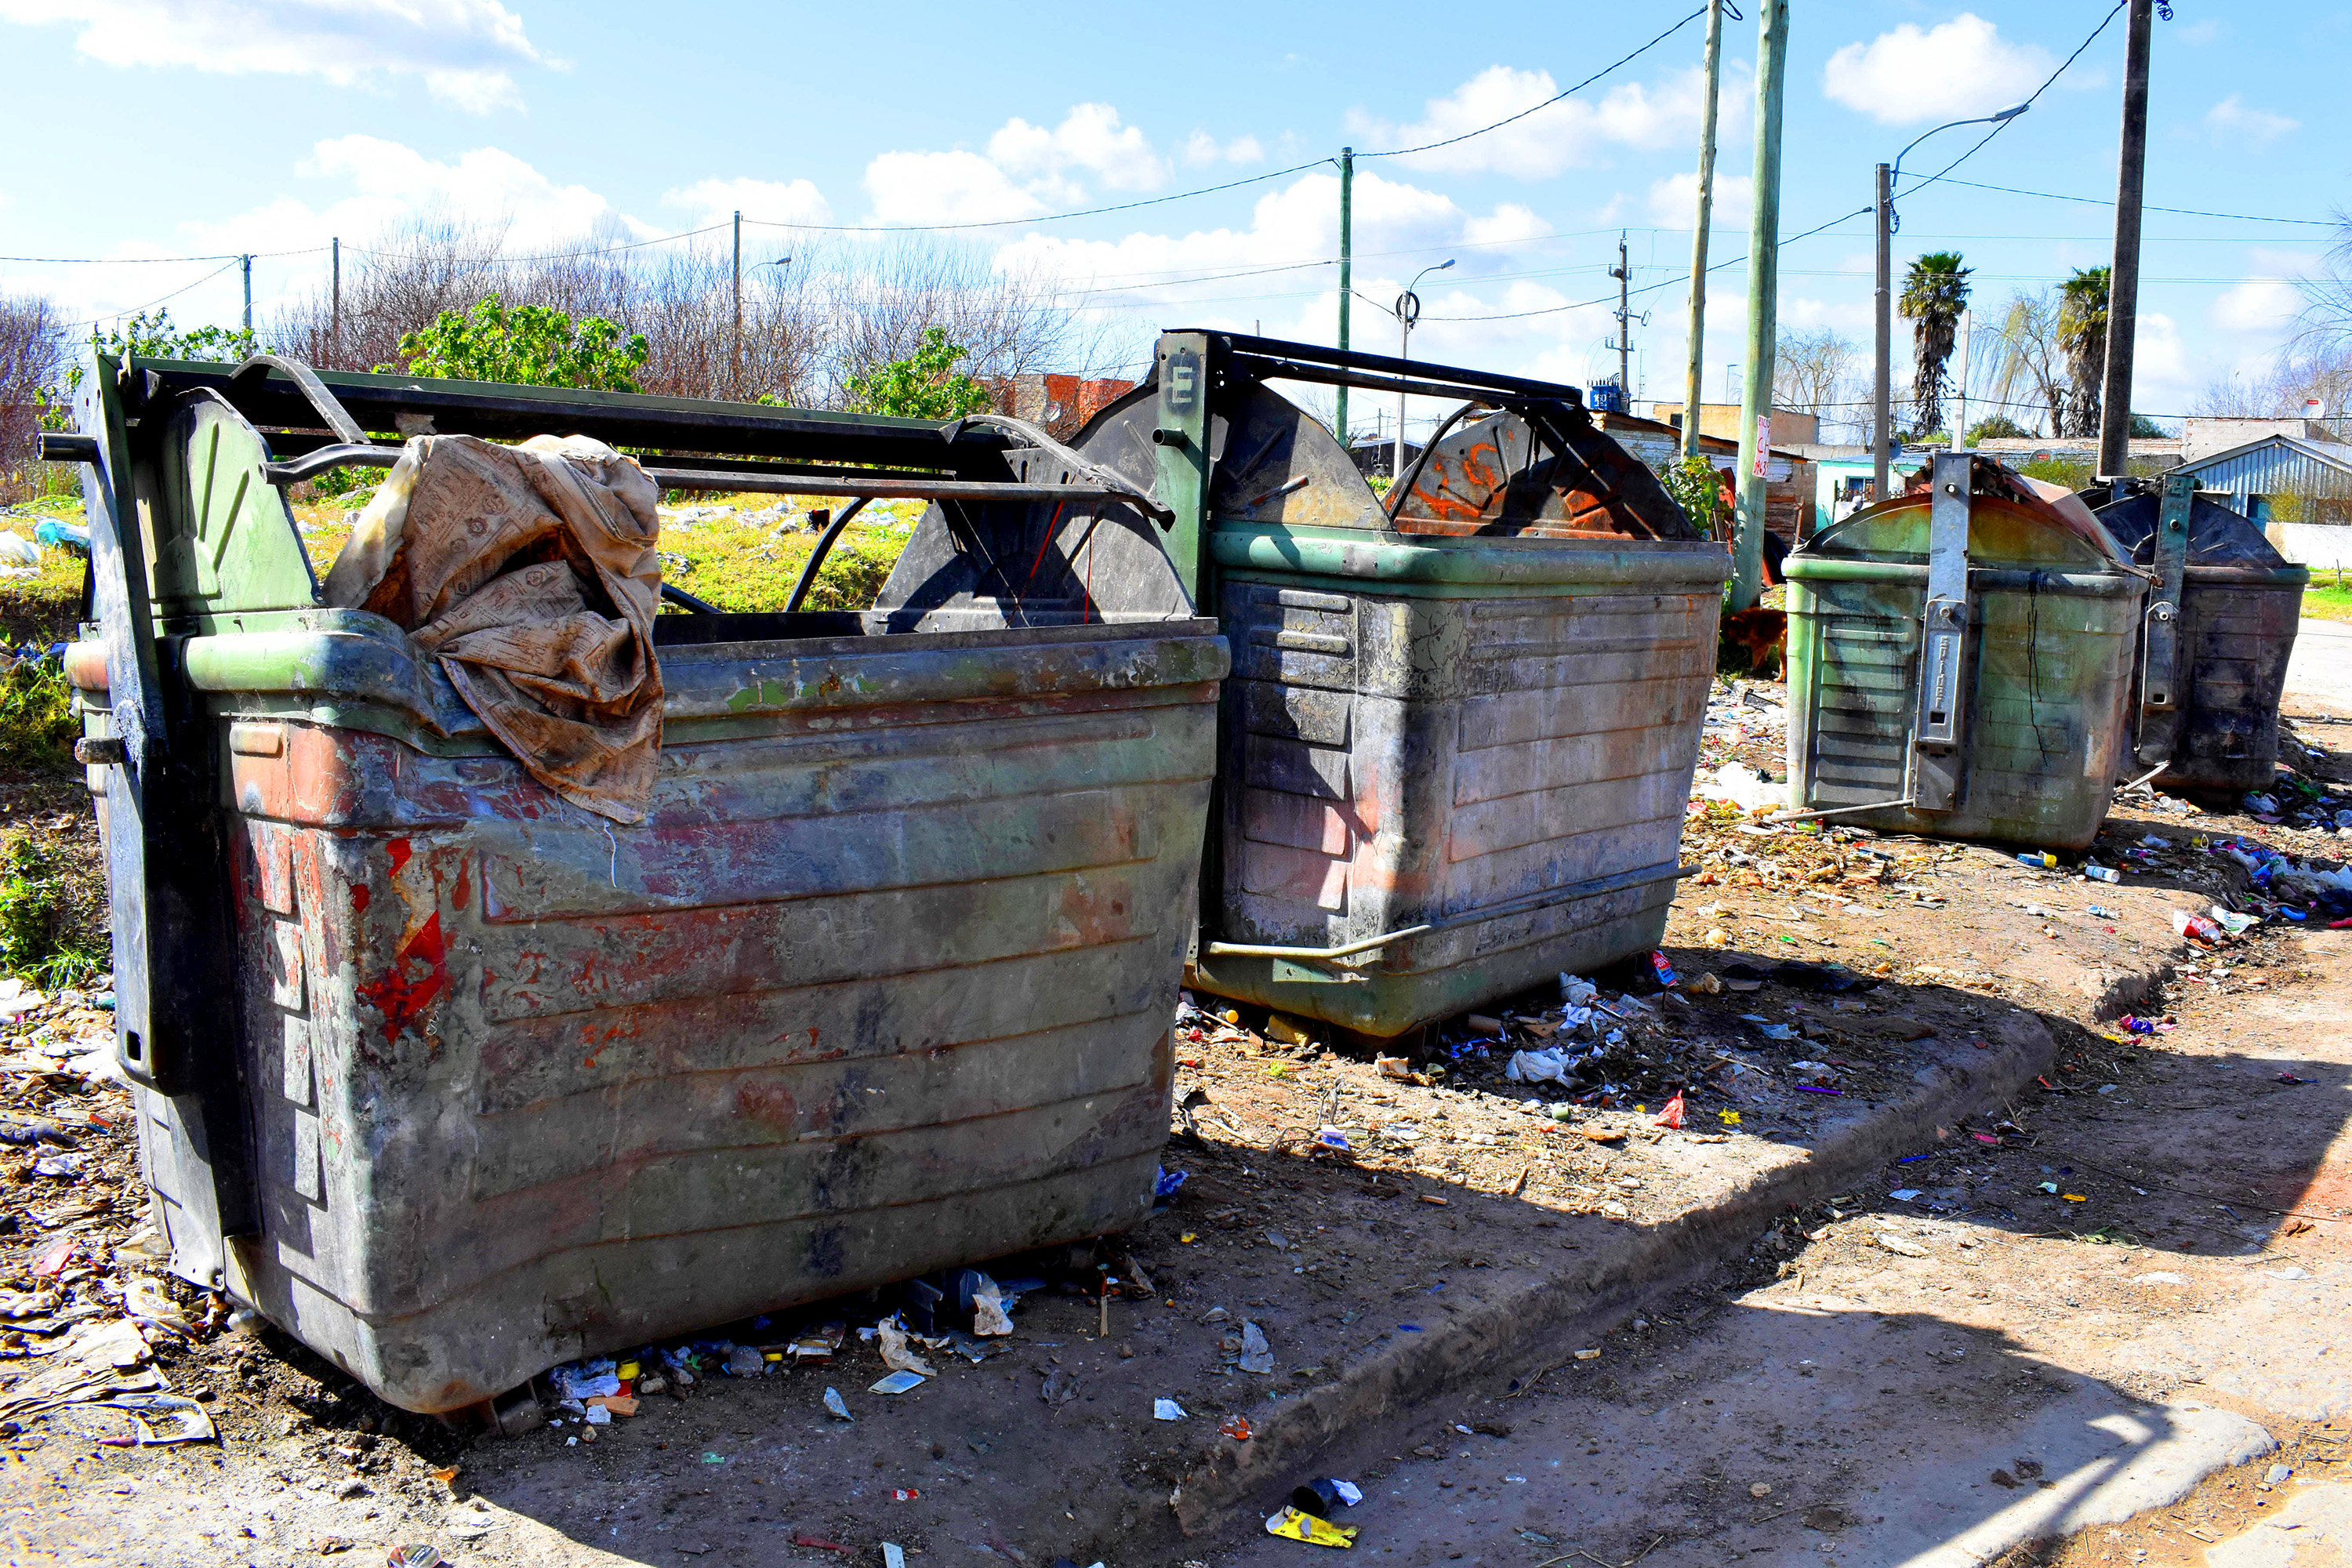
[49,354,1225,1413]
[1784,452,2147,849]
[882,332,1722,1041]
[2086,472,2308,797]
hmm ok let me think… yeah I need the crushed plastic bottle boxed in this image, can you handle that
[2171,908,2226,946]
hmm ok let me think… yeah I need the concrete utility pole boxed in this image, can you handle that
[329,238,340,369]
[1610,232,1632,398]
[1871,162,1893,496]
[731,210,743,394]
[1731,0,1788,612]
[1682,0,1725,459]
[2097,0,2154,478]
[241,255,253,335]
[1337,148,1354,444]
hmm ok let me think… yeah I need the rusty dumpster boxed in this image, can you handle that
[2085,472,2308,797]
[49,354,1225,1412]
[920,332,1724,1041]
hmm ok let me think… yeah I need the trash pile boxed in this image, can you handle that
[0,972,228,1454]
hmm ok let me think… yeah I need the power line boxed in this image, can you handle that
[1356,7,1710,162]
[1896,0,2129,208]
[1930,176,2338,229]
[57,259,245,332]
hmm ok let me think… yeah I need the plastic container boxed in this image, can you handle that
[2085,473,2308,797]
[1036,334,1726,1040]
[1783,453,2146,851]
[60,354,1225,1411]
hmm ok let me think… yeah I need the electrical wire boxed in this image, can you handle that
[56,258,244,332]
[1929,177,2337,228]
[1894,0,2129,209]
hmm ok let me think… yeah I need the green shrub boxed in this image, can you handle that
[0,658,79,772]
[0,834,104,989]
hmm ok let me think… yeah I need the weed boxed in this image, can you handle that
[0,834,104,988]
[0,657,80,772]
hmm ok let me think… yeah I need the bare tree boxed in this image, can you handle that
[1773,327,1857,438]
[0,294,67,503]
[1985,289,2067,436]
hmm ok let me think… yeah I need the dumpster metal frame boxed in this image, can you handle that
[49,354,1227,1407]
[1123,332,1726,1038]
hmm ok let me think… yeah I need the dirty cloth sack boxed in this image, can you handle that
[324,434,664,822]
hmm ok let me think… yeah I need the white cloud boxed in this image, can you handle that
[2205,94,2297,149]
[662,176,833,231]
[172,136,651,261]
[1823,15,2051,126]
[0,0,547,112]
[1365,65,1725,179]
[864,149,1045,227]
[1461,204,1548,249]
[989,104,1163,196]
[1644,169,1754,229]
[864,103,1177,227]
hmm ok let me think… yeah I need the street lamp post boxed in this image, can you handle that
[1873,103,2027,496]
[1394,260,1454,485]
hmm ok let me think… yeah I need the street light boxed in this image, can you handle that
[1396,259,1454,487]
[1872,102,2028,495]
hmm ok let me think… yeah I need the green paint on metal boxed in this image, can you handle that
[1153,332,1214,608]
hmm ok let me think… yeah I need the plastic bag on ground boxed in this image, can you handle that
[971,1274,1014,1337]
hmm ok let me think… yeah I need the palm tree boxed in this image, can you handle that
[2056,267,2110,438]
[1900,251,1971,437]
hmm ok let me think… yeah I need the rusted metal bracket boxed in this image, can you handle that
[1201,861,1697,965]
[2134,470,2193,768]
[1907,450,1975,813]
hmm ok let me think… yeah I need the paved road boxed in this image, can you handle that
[1205,930,2352,1568]
[2288,617,2352,713]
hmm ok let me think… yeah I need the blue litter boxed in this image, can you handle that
[1397,1324,1423,1333]
[1154,1167,1188,1200]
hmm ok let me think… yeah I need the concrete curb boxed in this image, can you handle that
[1163,1007,2061,1538]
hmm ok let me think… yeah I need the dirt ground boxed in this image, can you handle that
[0,681,2346,1567]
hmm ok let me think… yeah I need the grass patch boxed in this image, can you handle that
[0,831,106,989]
[0,499,89,648]
[0,659,80,772]
[2302,575,2352,623]
[295,492,921,615]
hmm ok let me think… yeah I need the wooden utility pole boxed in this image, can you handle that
[1731,0,1788,611]
[1682,0,1725,459]
[241,255,253,334]
[2096,0,2153,478]
[1336,148,1354,444]
[329,238,341,369]
[731,210,743,395]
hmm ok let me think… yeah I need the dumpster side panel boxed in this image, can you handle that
[1196,568,1719,1036]
[201,654,1219,1412]
[1788,570,2139,850]
[2160,577,2305,796]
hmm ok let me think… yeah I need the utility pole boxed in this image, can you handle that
[1610,232,1632,399]
[329,237,341,369]
[731,210,743,396]
[241,254,253,335]
[1731,0,1788,611]
[2096,0,2153,479]
[1871,162,1893,496]
[1336,148,1354,445]
[1952,308,1972,451]
[1682,0,1725,459]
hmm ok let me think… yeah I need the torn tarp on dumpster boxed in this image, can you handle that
[322,433,665,822]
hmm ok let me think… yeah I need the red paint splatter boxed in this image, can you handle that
[450,858,471,912]
[355,912,448,1045]
[350,884,369,914]
[385,838,412,876]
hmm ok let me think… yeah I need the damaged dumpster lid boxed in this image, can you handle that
[1795,455,2138,572]
[2085,480,2302,572]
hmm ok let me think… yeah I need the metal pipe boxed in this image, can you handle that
[782,498,869,614]
[263,441,1145,509]
[1766,797,1915,824]
[1337,147,1353,445]
[1201,862,1695,964]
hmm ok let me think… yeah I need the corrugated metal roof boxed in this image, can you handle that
[2172,433,2352,497]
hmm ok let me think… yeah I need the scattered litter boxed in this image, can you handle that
[1877,1233,1929,1258]
[869,1370,926,1396]
[822,1387,851,1421]
[101,1392,213,1445]
[1573,1348,1601,1361]
[1290,1479,1364,1514]
[1237,1322,1275,1376]
[877,1316,937,1377]
[387,1548,444,1568]
[1653,1092,1686,1129]
[1265,1506,1357,1548]
[1220,1414,1254,1441]
[971,1275,1014,1338]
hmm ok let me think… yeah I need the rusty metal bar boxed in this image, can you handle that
[263,441,1145,509]
[1201,861,1696,964]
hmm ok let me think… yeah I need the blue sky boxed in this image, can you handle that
[2,1,2344,436]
